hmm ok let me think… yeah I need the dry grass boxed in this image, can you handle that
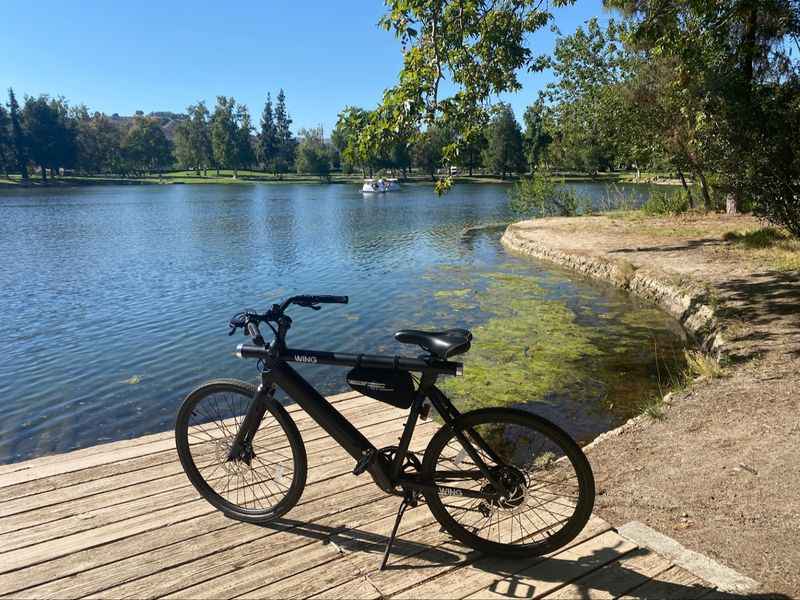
[684,349,725,379]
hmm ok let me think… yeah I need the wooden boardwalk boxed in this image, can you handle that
[0,391,724,599]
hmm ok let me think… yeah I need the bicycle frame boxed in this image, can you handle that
[232,343,506,498]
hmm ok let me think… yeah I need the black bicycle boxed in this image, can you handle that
[175,295,595,568]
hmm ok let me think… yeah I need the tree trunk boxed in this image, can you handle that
[677,169,694,209]
[726,192,739,215]
[469,165,473,176]
[40,165,47,182]
[697,171,712,211]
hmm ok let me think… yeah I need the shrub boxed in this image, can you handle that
[641,190,690,216]
[509,171,590,217]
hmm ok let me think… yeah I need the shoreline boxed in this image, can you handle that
[500,214,800,596]
[0,171,657,190]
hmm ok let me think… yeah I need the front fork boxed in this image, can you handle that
[227,379,274,462]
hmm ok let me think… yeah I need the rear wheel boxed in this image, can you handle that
[175,379,307,523]
[421,407,594,557]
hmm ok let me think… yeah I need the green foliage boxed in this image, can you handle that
[256,93,277,172]
[236,104,256,170]
[0,104,11,176]
[543,18,633,174]
[122,116,172,174]
[641,190,690,216]
[609,0,800,228]
[294,127,331,179]
[273,89,295,175]
[22,95,77,180]
[211,96,237,173]
[522,100,552,171]
[508,171,588,217]
[413,123,453,180]
[482,103,526,178]
[75,112,124,174]
[7,89,28,180]
[174,102,212,173]
[373,0,561,176]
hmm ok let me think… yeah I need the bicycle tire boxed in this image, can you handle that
[421,407,595,557]
[175,379,307,523]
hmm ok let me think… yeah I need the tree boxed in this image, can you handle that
[607,0,800,223]
[174,102,212,175]
[332,106,372,175]
[256,93,277,172]
[373,0,562,191]
[295,126,331,180]
[413,124,453,180]
[482,104,525,178]
[211,96,238,176]
[236,104,256,173]
[273,89,295,176]
[122,116,172,175]
[454,128,487,176]
[22,95,76,181]
[75,111,123,174]
[7,88,28,181]
[543,18,630,174]
[522,100,552,171]
[0,105,11,178]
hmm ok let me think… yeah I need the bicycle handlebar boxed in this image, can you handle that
[280,295,348,311]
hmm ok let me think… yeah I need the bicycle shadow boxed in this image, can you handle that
[259,512,788,599]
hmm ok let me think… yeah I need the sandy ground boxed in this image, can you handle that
[506,214,800,597]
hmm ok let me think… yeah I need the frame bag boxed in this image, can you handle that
[346,367,415,409]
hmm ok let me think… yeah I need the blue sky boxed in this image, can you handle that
[1,1,610,133]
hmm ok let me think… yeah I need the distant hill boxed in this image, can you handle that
[108,111,188,141]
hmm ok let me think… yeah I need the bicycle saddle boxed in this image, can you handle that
[394,329,472,359]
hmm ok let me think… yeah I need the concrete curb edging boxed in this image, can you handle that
[501,223,725,357]
[618,521,760,593]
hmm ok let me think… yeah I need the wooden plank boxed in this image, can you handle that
[462,530,636,599]
[0,391,363,478]
[0,414,431,534]
[0,398,396,505]
[0,472,382,597]
[617,565,714,599]
[255,510,609,600]
[387,516,612,600]
[230,509,446,600]
[109,501,438,600]
[0,417,435,556]
[542,547,673,599]
[0,393,381,489]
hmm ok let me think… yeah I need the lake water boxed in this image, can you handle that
[0,181,685,463]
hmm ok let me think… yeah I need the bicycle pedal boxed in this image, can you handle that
[353,449,375,476]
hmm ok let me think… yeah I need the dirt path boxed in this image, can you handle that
[502,214,800,597]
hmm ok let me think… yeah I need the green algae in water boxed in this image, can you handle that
[429,264,688,434]
[439,274,603,413]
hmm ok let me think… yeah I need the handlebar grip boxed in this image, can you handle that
[312,295,348,304]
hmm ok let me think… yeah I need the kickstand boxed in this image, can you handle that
[379,494,415,571]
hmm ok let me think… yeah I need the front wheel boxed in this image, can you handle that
[421,407,595,557]
[175,379,307,523]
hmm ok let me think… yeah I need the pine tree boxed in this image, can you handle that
[236,104,255,174]
[0,105,10,178]
[273,89,295,175]
[7,88,28,181]
[257,93,277,172]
